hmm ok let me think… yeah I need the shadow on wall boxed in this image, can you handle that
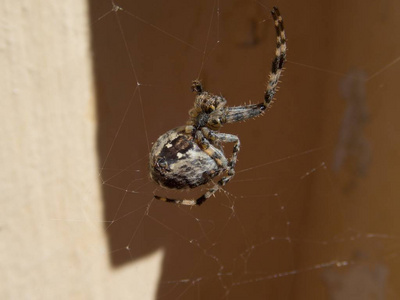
[88,0,399,299]
[89,2,303,298]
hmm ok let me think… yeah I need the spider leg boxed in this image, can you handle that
[217,104,265,124]
[216,7,286,125]
[191,131,241,205]
[210,132,240,186]
[195,130,228,169]
[265,7,286,105]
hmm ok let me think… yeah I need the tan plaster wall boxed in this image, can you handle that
[1,1,160,299]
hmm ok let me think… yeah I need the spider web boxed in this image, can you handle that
[90,0,400,298]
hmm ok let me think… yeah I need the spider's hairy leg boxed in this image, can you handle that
[154,194,206,206]
[219,104,265,124]
[264,7,286,107]
[212,132,240,184]
[211,7,286,126]
[195,130,228,168]
[202,128,241,173]
[154,184,219,206]
[180,132,241,205]
[191,80,227,109]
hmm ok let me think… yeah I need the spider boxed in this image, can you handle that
[149,7,286,206]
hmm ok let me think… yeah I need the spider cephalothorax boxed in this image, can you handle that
[149,7,286,205]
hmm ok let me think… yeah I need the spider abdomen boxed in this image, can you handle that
[149,127,222,189]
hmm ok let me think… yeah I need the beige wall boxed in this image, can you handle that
[1,0,159,299]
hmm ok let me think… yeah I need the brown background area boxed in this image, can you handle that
[91,0,400,299]
[2,0,400,299]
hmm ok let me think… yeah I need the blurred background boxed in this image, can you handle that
[2,0,400,299]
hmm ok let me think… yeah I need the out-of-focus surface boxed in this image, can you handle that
[2,0,400,299]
